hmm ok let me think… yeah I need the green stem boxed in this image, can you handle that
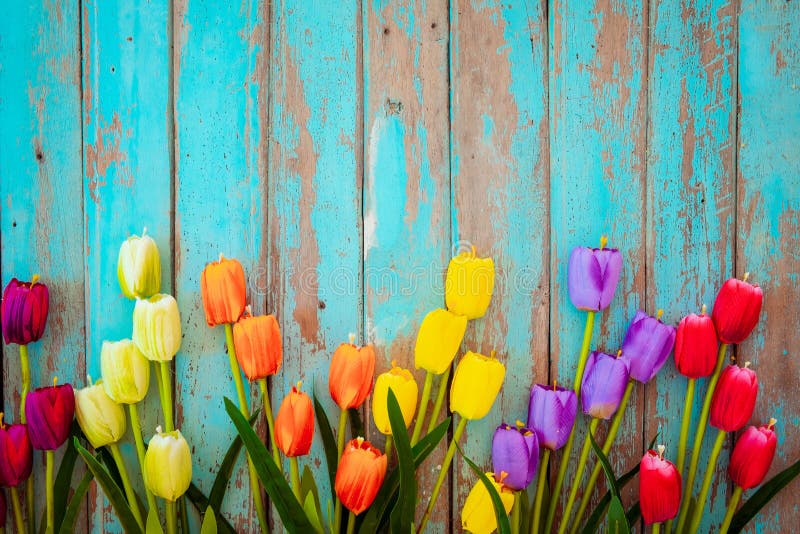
[346,511,356,534]
[129,403,157,513]
[290,456,301,502]
[45,451,54,534]
[675,343,728,534]
[19,345,34,534]
[426,367,451,435]
[573,311,596,395]
[666,378,696,534]
[10,486,25,534]
[418,417,468,533]
[333,409,349,534]
[159,361,174,432]
[165,501,177,534]
[719,485,743,534]
[511,491,521,534]
[568,380,634,534]
[652,523,661,534]
[559,418,600,534]
[687,430,727,534]
[384,435,393,460]
[411,371,434,446]
[109,443,144,530]
[530,449,551,534]
[258,378,281,467]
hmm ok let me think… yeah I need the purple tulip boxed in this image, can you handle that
[527,384,577,450]
[25,383,75,450]
[2,277,49,345]
[621,310,677,383]
[567,241,622,312]
[581,351,630,419]
[492,422,540,490]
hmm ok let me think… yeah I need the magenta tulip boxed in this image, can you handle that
[639,446,681,525]
[729,419,777,490]
[25,382,75,450]
[673,309,718,378]
[2,277,49,345]
[0,419,32,487]
[711,277,763,345]
[710,363,758,432]
[621,310,676,383]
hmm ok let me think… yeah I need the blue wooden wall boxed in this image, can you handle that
[1,0,798,532]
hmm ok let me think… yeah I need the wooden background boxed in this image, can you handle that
[1,0,798,532]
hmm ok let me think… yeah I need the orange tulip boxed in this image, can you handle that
[274,382,314,457]
[334,438,387,514]
[200,255,247,326]
[233,313,282,380]
[328,339,375,410]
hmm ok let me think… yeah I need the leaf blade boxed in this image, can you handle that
[387,390,416,534]
[730,458,800,533]
[458,445,512,534]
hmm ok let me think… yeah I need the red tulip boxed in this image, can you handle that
[25,381,75,450]
[0,418,32,487]
[711,276,763,344]
[274,383,314,457]
[2,276,49,345]
[334,438,387,514]
[328,340,375,410]
[729,419,777,489]
[710,363,758,432]
[673,307,718,378]
[639,446,681,525]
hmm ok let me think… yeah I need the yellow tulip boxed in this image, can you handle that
[414,309,468,374]
[143,427,192,502]
[74,382,126,448]
[445,246,494,319]
[461,473,514,534]
[372,362,419,435]
[117,229,161,299]
[132,293,182,361]
[100,339,150,404]
[450,351,505,420]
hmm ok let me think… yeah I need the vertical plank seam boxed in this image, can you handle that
[263,0,274,523]
[642,0,653,469]
[446,1,455,531]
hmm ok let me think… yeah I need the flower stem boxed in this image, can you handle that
[687,429,727,534]
[511,491,521,534]
[19,345,35,534]
[346,511,356,534]
[258,378,281,467]
[675,343,728,534]
[159,361,174,432]
[165,501,177,534]
[559,418,600,534]
[666,378,696,534]
[652,523,661,534]
[45,451,54,534]
[333,409,349,534]
[10,486,25,534]
[109,443,144,530]
[384,435,393,459]
[573,311,596,395]
[426,367,451,435]
[418,417,468,534]
[719,485,743,534]
[530,449,551,534]
[290,456,301,502]
[129,403,158,513]
[411,371,434,446]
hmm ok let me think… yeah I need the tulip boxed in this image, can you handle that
[445,246,494,319]
[414,308,467,375]
[232,313,282,380]
[117,229,161,299]
[25,381,74,451]
[620,310,676,383]
[711,275,763,345]
[132,293,182,361]
[567,238,622,312]
[372,362,419,435]
[200,255,247,326]
[1,276,49,346]
[100,340,150,404]
[275,383,314,457]
[74,382,126,449]
[329,340,375,411]
[491,422,539,491]
[143,427,192,502]
[450,351,505,420]
[639,446,681,525]
[0,418,32,487]
[674,307,718,378]
[710,363,758,432]
[729,419,777,490]
[527,383,577,450]
[335,438,387,515]
[461,472,515,534]
[580,350,630,420]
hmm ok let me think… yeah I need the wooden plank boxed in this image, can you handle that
[449,0,550,525]
[268,0,362,526]
[81,0,173,530]
[363,0,450,529]
[737,0,800,530]
[173,0,268,529]
[549,0,648,521]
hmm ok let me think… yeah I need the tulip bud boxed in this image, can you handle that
[372,362,419,435]
[1,276,49,345]
[673,307,718,378]
[100,340,151,404]
[200,255,247,326]
[639,446,681,525]
[275,382,314,457]
[450,351,505,420]
[132,293,182,361]
[567,238,623,311]
[620,310,676,383]
[581,351,630,420]
[117,229,161,299]
[328,339,375,410]
[710,363,758,432]
[25,381,75,450]
[461,472,515,534]
[144,427,192,502]
[445,246,495,319]
[527,383,577,450]
[334,438,387,514]
[232,313,282,380]
[74,381,126,449]
[711,276,763,345]
[729,419,777,489]
[0,416,33,487]
[414,308,468,375]
[491,422,539,490]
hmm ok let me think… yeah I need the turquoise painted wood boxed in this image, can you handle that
[1,0,799,532]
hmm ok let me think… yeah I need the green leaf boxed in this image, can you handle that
[53,432,79,531]
[458,446,512,534]
[146,508,165,534]
[303,491,325,534]
[589,432,620,499]
[224,397,314,532]
[73,438,143,534]
[208,411,260,512]
[185,483,237,534]
[387,390,416,534]
[348,408,365,439]
[200,506,218,534]
[606,496,630,534]
[730,458,800,533]
[313,391,339,498]
[301,465,325,533]
[57,470,93,534]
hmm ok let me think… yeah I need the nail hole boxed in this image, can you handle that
[12,221,17,228]
[383,27,389,35]
[35,152,44,161]
[431,22,437,28]
[318,300,326,310]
